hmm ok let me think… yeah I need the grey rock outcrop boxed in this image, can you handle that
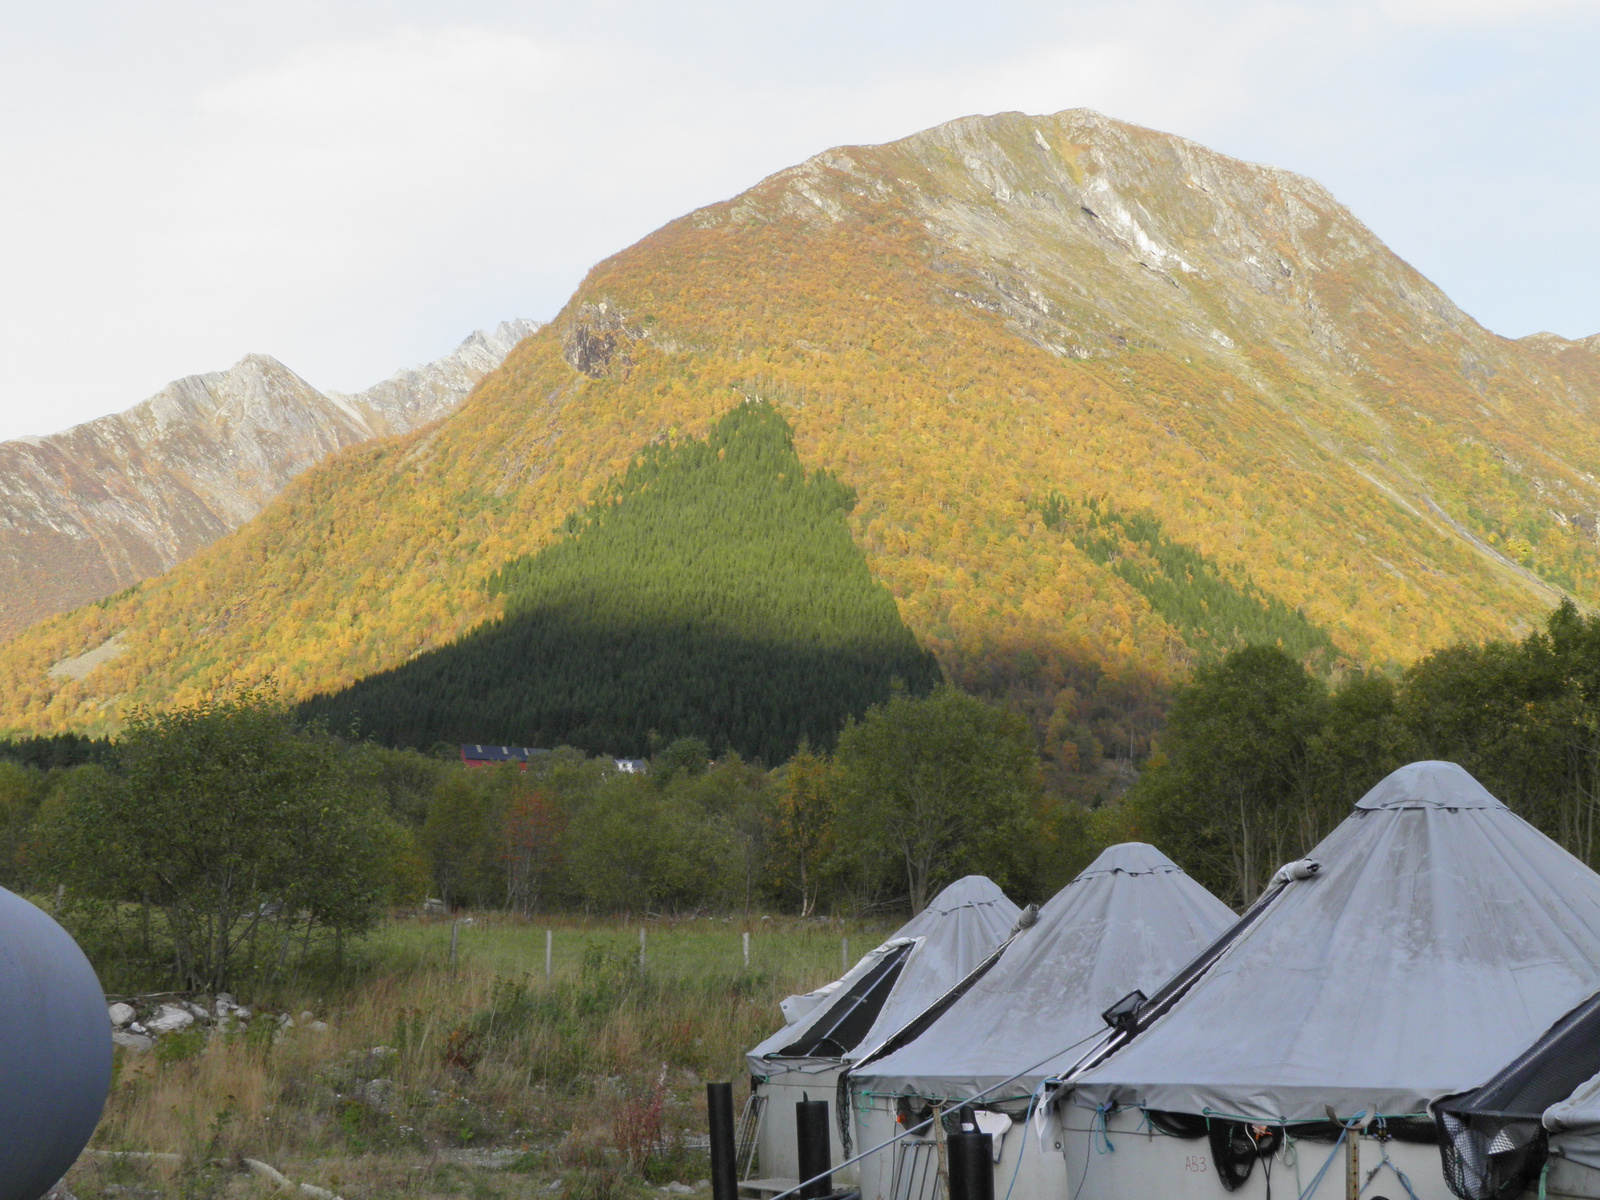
[0,319,538,638]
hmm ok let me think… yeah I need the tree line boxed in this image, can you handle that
[12,597,1600,993]
[2,682,1055,992]
[1120,599,1600,906]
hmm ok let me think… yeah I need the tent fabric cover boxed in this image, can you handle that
[1545,1064,1600,1172]
[1071,762,1600,1123]
[853,843,1236,1101]
[747,875,1019,1075]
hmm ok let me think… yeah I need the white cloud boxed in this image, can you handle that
[1380,0,1597,25]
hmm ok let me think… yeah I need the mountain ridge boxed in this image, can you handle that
[0,319,538,637]
[3,108,1600,767]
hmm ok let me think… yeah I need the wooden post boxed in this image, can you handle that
[1346,1125,1360,1200]
[449,920,459,974]
[545,929,553,982]
[842,936,849,970]
[639,926,647,970]
[933,1104,949,1200]
[743,930,750,968]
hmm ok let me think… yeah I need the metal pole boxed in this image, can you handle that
[796,1099,832,1200]
[545,929,553,983]
[707,1082,738,1200]
[743,931,750,968]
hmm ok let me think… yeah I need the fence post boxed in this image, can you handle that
[842,936,849,971]
[743,931,750,968]
[449,920,459,974]
[639,926,647,970]
[545,928,553,983]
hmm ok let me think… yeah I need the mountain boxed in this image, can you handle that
[5,110,1600,776]
[300,401,942,761]
[0,320,538,638]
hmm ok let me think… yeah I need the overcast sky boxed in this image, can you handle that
[0,0,1597,441]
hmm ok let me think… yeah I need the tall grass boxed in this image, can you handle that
[70,913,892,1200]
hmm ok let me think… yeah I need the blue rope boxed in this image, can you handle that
[1357,1122,1420,1200]
[1295,1111,1367,1200]
[1093,1105,1116,1155]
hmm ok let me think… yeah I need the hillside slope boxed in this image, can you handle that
[300,401,941,761]
[6,110,1600,770]
[0,320,537,636]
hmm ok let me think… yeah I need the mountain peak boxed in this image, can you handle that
[0,321,537,638]
[5,111,1600,751]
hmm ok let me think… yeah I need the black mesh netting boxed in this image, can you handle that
[1208,1120,1283,1192]
[1283,1117,1437,1145]
[1433,986,1600,1200]
[1436,1111,1548,1200]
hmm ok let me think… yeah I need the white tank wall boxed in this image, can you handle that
[849,1098,1600,1200]
[851,1095,1067,1200]
[1056,1106,1469,1200]
[755,1073,857,1185]
[1544,1155,1600,1199]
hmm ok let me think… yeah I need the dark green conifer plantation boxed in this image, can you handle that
[1039,492,1340,666]
[302,401,941,762]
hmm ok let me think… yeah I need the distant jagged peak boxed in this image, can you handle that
[0,317,539,639]
[327,317,541,435]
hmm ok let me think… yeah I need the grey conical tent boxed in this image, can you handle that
[747,875,1021,1075]
[851,843,1235,1102]
[1070,761,1600,1124]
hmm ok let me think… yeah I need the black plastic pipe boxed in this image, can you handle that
[796,1098,832,1200]
[947,1130,994,1200]
[708,1083,738,1200]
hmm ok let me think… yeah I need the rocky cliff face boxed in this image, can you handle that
[0,320,536,638]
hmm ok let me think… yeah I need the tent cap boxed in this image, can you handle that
[923,875,1013,915]
[1354,760,1506,811]
[1075,842,1182,879]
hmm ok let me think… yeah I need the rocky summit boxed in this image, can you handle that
[0,320,537,637]
[4,110,1599,751]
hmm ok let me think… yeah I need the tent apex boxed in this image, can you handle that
[1354,760,1506,811]
[1076,842,1183,879]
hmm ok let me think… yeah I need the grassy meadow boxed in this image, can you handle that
[68,913,896,1200]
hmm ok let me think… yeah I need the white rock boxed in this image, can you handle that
[308,1020,330,1032]
[234,1006,252,1019]
[360,1078,396,1112]
[107,1002,136,1028]
[181,1000,211,1023]
[146,1003,195,1034]
[112,1030,154,1053]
